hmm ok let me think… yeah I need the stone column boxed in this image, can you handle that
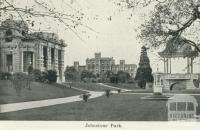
[187,57,190,73]
[36,44,40,69]
[191,57,193,74]
[164,58,166,73]
[54,48,58,71]
[47,47,51,70]
[40,45,44,71]
[164,58,169,74]
[1,50,6,72]
[61,49,65,82]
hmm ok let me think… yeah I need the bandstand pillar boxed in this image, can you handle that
[164,58,171,74]
[191,57,194,74]
[187,57,194,74]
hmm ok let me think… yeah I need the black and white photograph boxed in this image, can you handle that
[0,0,200,129]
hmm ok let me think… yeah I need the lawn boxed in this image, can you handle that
[65,82,118,91]
[105,83,141,90]
[1,94,199,121]
[165,89,200,94]
[0,80,84,104]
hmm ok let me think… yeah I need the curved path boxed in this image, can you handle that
[97,83,132,92]
[0,86,104,113]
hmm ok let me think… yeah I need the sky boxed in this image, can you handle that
[61,0,200,73]
[5,0,200,73]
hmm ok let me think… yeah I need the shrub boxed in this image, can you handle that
[32,69,42,82]
[0,72,12,80]
[46,70,57,83]
[10,73,31,96]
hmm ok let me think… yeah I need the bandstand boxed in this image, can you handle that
[156,39,199,90]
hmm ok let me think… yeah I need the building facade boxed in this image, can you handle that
[0,19,66,82]
[74,61,86,72]
[86,53,115,75]
[112,60,137,78]
[73,53,137,78]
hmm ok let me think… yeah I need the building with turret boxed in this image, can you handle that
[73,52,137,78]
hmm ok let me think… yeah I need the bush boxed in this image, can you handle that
[46,70,57,83]
[0,72,12,80]
[10,73,31,96]
[32,69,42,82]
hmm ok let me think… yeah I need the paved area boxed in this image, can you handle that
[0,87,104,113]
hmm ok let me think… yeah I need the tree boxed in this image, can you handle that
[138,0,200,52]
[117,71,130,83]
[0,0,93,42]
[65,66,78,81]
[80,70,95,82]
[32,69,42,82]
[110,74,119,84]
[135,46,153,88]
[100,70,113,82]
[111,0,200,52]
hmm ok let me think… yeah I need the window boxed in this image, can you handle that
[170,102,176,111]
[5,29,13,42]
[177,102,186,111]
[187,102,194,111]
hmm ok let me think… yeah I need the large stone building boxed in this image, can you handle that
[112,60,137,78]
[86,52,115,75]
[74,52,137,78]
[0,19,66,82]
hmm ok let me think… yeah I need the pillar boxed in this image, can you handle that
[61,49,65,82]
[40,45,44,71]
[54,48,60,83]
[191,57,193,74]
[164,58,166,73]
[187,57,190,73]
[54,48,58,71]
[47,47,51,70]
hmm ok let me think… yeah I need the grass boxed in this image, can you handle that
[65,82,118,91]
[0,80,83,104]
[105,83,142,90]
[165,89,200,94]
[2,94,199,121]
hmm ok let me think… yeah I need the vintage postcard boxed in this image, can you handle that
[0,0,200,130]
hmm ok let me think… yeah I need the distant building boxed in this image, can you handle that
[112,60,137,78]
[0,19,66,82]
[73,61,86,73]
[73,52,137,78]
[86,52,115,75]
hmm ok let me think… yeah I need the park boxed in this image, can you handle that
[0,0,200,122]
